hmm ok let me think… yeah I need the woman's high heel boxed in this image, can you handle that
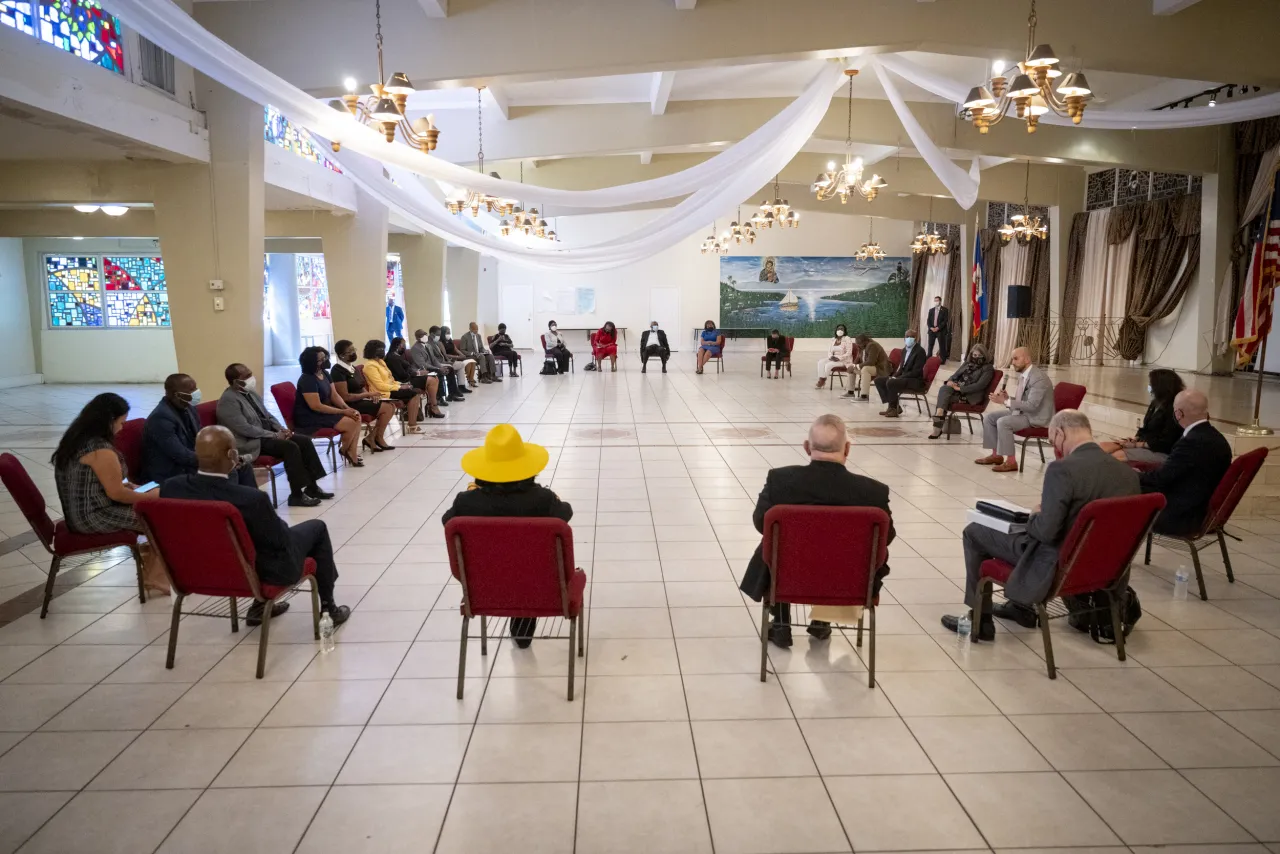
[342,450,365,468]
[428,407,446,418]
[377,441,396,451]
[361,435,382,453]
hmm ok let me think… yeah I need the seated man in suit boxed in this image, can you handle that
[873,328,926,418]
[142,373,255,488]
[1139,389,1233,536]
[846,334,890,400]
[409,328,464,404]
[460,322,500,384]
[442,425,572,649]
[974,346,1054,473]
[944,410,1139,640]
[739,414,894,648]
[640,321,670,373]
[160,426,350,627]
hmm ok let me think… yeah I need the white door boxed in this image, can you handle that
[649,287,682,351]
[500,284,534,350]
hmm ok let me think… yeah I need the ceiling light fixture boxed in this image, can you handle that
[854,218,886,263]
[700,221,729,255]
[999,160,1049,244]
[729,206,757,245]
[811,70,887,202]
[99,205,129,217]
[753,174,800,229]
[911,197,949,255]
[447,89,514,218]
[73,204,100,214]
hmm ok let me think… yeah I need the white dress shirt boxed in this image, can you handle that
[1182,418,1208,437]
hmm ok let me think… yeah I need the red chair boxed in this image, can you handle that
[136,498,321,679]
[977,492,1166,679]
[270,381,341,470]
[1143,447,1268,601]
[760,336,795,378]
[113,418,145,481]
[760,505,890,688]
[888,348,903,373]
[946,370,1003,442]
[540,334,575,373]
[487,334,522,377]
[0,453,145,618]
[899,355,942,414]
[1015,382,1087,468]
[197,395,285,506]
[825,342,860,388]
[194,400,219,429]
[445,517,587,700]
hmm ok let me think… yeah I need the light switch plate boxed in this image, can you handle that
[213,296,225,311]
[209,279,224,290]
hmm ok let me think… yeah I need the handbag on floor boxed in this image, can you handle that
[1064,586,1141,643]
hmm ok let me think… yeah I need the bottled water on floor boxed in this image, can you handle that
[1173,567,1190,601]
[956,612,972,653]
[319,611,335,653]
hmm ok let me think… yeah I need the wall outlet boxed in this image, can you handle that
[209,279,224,290]
[213,296,225,311]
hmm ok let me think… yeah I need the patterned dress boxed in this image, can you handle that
[54,437,142,534]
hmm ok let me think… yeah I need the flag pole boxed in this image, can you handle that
[1238,335,1274,436]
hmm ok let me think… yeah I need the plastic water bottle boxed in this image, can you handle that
[319,611,335,653]
[1173,567,1190,601]
[956,612,972,653]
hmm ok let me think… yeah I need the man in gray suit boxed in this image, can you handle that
[460,322,500,384]
[943,410,1140,640]
[975,346,1054,473]
[409,328,465,402]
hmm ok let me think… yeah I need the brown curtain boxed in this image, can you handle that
[944,240,962,351]
[1055,212,1091,366]
[908,251,929,331]
[1233,118,1280,319]
[976,229,1004,350]
[1116,194,1203,360]
[1017,233,1052,362]
[1105,202,1142,245]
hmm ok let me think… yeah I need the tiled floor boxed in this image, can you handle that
[1,356,1280,853]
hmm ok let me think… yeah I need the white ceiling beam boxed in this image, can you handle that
[649,71,675,116]
[483,85,510,119]
[639,150,653,165]
[1152,0,1202,13]
[673,0,696,8]
[417,0,448,17]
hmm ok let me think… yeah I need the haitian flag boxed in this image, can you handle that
[971,237,988,339]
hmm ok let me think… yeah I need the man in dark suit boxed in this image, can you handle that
[739,414,894,648]
[159,426,350,627]
[943,410,1140,640]
[142,373,255,487]
[639,321,670,373]
[874,328,927,418]
[1139,389,1232,536]
[927,296,951,362]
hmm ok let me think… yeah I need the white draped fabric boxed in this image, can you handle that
[993,240,1029,366]
[918,253,950,338]
[1073,208,1137,365]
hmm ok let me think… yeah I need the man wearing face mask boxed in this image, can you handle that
[409,328,464,404]
[428,326,473,395]
[639,321,670,373]
[927,296,951,362]
[216,363,333,508]
[142,373,256,488]
[440,326,479,387]
[873,328,927,417]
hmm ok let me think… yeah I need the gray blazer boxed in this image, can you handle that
[215,387,284,460]
[408,341,445,374]
[1004,442,1140,605]
[459,331,489,358]
[1007,365,1055,426]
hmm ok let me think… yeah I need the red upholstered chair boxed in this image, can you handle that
[888,348,903,373]
[760,505,890,687]
[197,390,285,506]
[487,334,522,377]
[0,453,145,618]
[899,355,942,414]
[977,492,1165,679]
[113,418,145,481]
[540,334,575,373]
[194,400,219,429]
[1015,382,1087,468]
[270,381,340,470]
[136,498,320,679]
[825,341,860,388]
[445,517,587,700]
[947,370,1003,442]
[1143,447,1268,601]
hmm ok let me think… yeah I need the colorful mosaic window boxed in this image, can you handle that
[296,254,331,320]
[386,255,402,295]
[264,106,342,174]
[103,255,165,290]
[46,254,171,328]
[1,1,124,74]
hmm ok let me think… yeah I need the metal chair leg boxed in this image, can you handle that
[480,615,488,656]
[1037,437,1045,462]
[165,594,184,669]
[1019,439,1027,470]
[1190,546,1208,601]
[130,543,146,605]
[268,469,278,508]
[1144,531,1153,565]
[567,616,577,701]
[1037,603,1055,679]
[40,554,61,619]
[308,575,321,640]
[229,597,239,633]
[1109,596,1127,662]
[867,606,877,689]
[855,613,864,648]
[577,613,584,657]
[759,601,771,683]
[1217,530,1235,584]
[457,616,470,699]
[256,596,275,679]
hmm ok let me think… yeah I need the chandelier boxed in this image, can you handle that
[961,0,1092,134]
[752,175,800,229]
[728,207,757,245]
[911,198,949,255]
[446,89,516,217]
[700,222,730,255]
[498,164,557,241]
[999,161,1048,243]
[335,0,440,152]
[854,219,886,262]
[811,70,888,204]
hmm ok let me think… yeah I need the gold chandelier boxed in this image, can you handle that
[446,89,516,217]
[912,198,949,255]
[335,0,440,152]
[498,164,557,241]
[700,222,730,255]
[1000,160,1049,243]
[752,175,800,229]
[962,0,1092,134]
[854,218,886,262]
[728,207,757,245]
[811,70,887,204]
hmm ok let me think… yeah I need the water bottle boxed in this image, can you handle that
[319,611,335,653]
[956,612,972,653]
[1173,566,1190,601]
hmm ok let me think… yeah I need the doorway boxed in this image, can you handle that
[500,284,535,349]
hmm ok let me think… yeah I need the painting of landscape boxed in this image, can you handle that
[719,255,910,337]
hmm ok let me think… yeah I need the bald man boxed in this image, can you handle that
[1139,389,1232,539]
[975,346,1055,473]
[160,426,350,628]
[739,413,895,648]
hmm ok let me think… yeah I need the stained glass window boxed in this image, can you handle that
[103,256,165,290]
[1,1,124,74]
[46,254,171,328]
[105,291,170,326]
[296,254,331,320]
[264,106,342,174]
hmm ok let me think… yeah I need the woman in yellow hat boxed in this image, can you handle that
[442,424,573,648]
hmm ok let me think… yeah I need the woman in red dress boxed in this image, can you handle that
[592,321,619,372]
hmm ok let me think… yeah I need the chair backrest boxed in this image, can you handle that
[195,400,219,428]
[444,516,577,618]
[921,356,942,388]
[113,418,145,482]
[540,334,550,353]
[888,348,902,370]
[985,369,1004,398]
[135,498,262,599]
[270,382,298,430]
[1054,382,1087,412]
[1053,493,1166,599]
[1202,447,1268,534]
[762,505,890,606]
[785,336,795,355]
[0,452,55,550]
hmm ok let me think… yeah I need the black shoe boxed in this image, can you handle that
[807,620,832,640]
[493,376,503,382]
[305,486,335,500]
[320,604,350,627]
[449,395,465,402]
[461,387,473,394]
[287,492,321,508]
[641,365,647,373]
[661,365,667,373]
[768,623,793,648]
[992,601,1040,628]
[941,613,996,641]
[245,599,290,627]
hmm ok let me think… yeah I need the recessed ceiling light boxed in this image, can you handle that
[73,204,100,214]
[71,236,84,241]
[100,205,129,217]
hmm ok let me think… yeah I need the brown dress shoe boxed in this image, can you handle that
[883,407,901,418]
[991,459,1019,473]
[974,454,1004,465]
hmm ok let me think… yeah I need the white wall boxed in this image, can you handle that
[0,239,39,388]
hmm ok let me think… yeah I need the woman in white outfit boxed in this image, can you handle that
[815,324,855,389]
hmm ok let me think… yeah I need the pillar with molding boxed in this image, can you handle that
[322,187,390,349]
[391,232,445,336]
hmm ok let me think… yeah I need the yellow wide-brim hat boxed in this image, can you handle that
[460,424,550,483]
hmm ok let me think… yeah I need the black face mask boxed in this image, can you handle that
[343,352,357,363]
[321,358,331,370]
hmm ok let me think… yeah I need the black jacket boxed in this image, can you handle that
[640,329,670,356]
[141,399,201,484]
[386,350,414,383]
[1140,421,1232,536]
[442,479,573,525]
[895,344,927,380]
[159,473,301,585]
[927,305,950,333]
[1135,402,1183,455]
[740,460,894,601]
[763,335,790,357]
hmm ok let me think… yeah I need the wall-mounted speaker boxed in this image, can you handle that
[1006,285,1032,319]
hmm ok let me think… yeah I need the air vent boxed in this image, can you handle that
[138,35,175,96]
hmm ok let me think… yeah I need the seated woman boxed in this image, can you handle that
[295,346,363,467]
[927,343,995,439]
[592,321,619,372]
[52,392,167,596]
[815,324,855,389]
[362,339,426,441]
[543,320,572,374]
[696,320,724,374]
[329,339,398,455]
[763,329,789,379]
[490,323,519,376]
[387,337,444,418]
[1099,368,1185,463]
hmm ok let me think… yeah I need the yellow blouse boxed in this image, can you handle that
[363,359,399,396]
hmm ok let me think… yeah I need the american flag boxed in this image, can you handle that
[1232,176,1280,367]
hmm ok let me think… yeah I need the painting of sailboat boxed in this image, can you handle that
[779,289,799,311]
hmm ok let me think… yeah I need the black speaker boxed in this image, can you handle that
[1006,285,1032,319]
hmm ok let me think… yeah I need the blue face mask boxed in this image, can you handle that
[904,337,916,348]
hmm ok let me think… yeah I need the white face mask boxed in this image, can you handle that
[549,325,557,332]
[242,377,256,392]
[835,330,845,338]
[417,335,427,343]
[189,388,202,405]
[651,325,658,332]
